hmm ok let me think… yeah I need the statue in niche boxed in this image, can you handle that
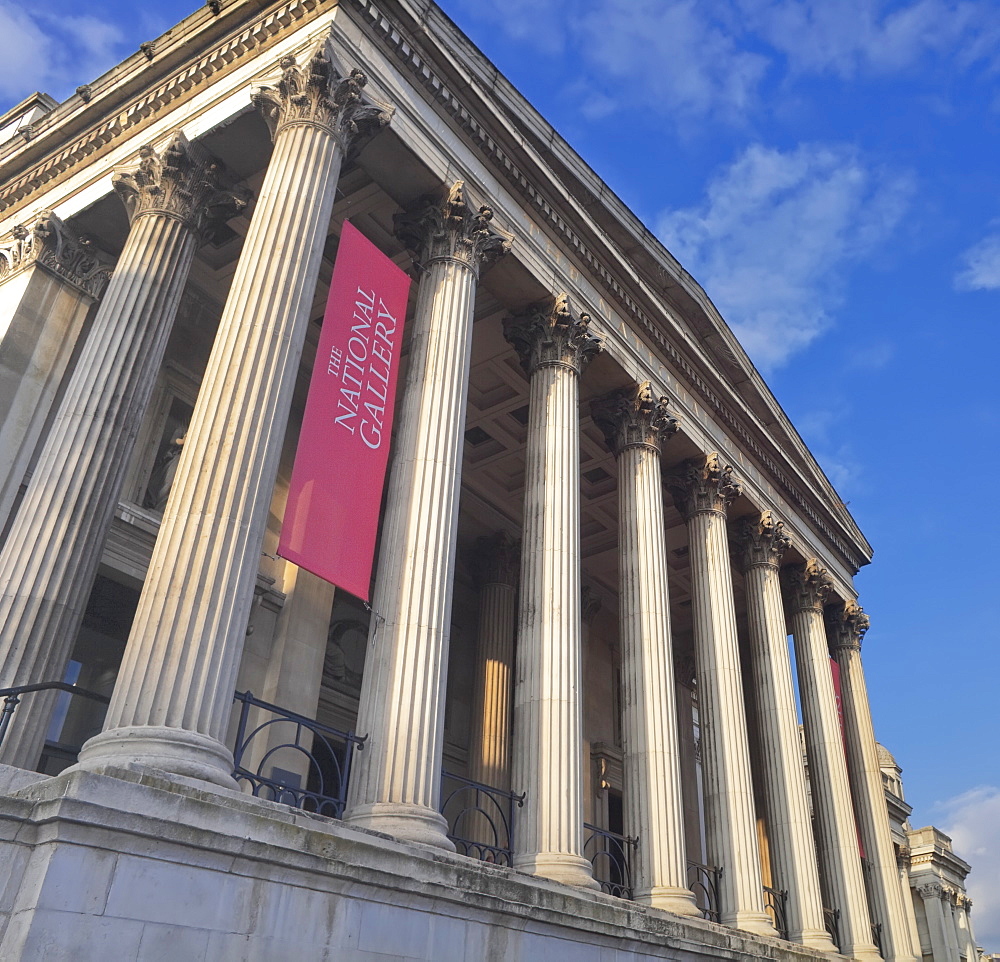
[144,435,185,512]
[323,618,368,692]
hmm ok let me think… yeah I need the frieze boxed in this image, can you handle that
[0,210,111,299]
[591,381,678,458]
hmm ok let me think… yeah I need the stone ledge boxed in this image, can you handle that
[0,767,843,962]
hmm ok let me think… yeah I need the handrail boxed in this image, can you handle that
[440,770,524,866]
[583,822,636,900]
[0,681,110,750]
[687,859,723,922]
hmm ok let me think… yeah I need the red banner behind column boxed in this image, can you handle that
[278,221,411,600]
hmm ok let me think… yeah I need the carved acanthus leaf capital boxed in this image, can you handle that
[0,211,111,298]
[591,381,679,457]
[734,510,791,570]
[664,453,742,519]
[252,39,392,149]
[825,599,870,652]
[395,180,511,276]
[503,292,603,377]
[917,882,944,899]
[470,531,520,589]
[113,132,249,241]
[781,559,834,613]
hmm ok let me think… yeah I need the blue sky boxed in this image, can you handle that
[1,0,998,947]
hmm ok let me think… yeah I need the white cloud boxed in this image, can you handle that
[656,143,913,370]
[0,2,126,105]
[955,231,1000,290]
[937,786,1000,951]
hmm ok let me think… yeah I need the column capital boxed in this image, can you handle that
[664,453,741,519]
[591,381,679,457]
[504,292,603,377]
[733,510,791,571]
[252,39,392,149]
[395,180,512,276]
[781,559,833,612]
[0,210,111,298]
[917,882,944,899]
[113,132,249,240]
[825,599,870,652]
[470,531,520,588]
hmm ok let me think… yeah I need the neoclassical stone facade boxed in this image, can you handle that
[0,1,983,960]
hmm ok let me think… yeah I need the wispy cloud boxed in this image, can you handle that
[955,229,1000,290]
[937,785,1000,950]
[656,143,913,370]
[0,2,126,105]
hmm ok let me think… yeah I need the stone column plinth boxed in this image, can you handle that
[828,601,919,962]
[468,532,519,793]
[76,42,389,788]
[504,294,601,888]
[343,183,510,849]
[0,212,111,533]
[592,383,699,915]
[734,513,836,951]
[783,561,880,961]
[665,456,775,936]
[0,133,245,771]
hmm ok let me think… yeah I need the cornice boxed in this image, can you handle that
[347,0,871,575]
[0,0,321,215]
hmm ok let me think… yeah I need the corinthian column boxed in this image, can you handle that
[504,294,601,888]
[592,383,699,915]
[828,601,919,962]
[734,513,836,950]
[0,133,245,770]
[343,182,510,848]
[0,212,111,532]
[468,532,520,794]
[76,40,389,786]
[664,456,775,935]
[783,561,880,961]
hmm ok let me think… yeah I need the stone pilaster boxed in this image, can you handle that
[467,531,519,794]
[76,40,387,787]
[664,455,775,936]
[504,293,601,888]
[734,513,836,951]
[828,601,919,962]
[0,212,111,532]
[916,883,956,962]
[343,181,510,848]
[783,561,880,961]
[0,133,245,770]
[592,383,699,915]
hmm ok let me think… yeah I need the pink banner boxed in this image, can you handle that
[278,221,411,600]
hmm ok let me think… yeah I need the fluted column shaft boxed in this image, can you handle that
[736,514,836,950]
[76,44,383,787]
[917,885,955,962]
[829,602,919,962]
[666,456,775,936]
[785,561,880,961]
[468,533,519,793]
[0,134,242,770]
[593,384,698,915]
[505,294,600,888]
[344,183,509,849]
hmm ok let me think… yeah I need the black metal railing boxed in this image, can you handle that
[583,823,636,899]
[0,681,110,753]
[687,860,723,922]
[231,690,366,818]
[871,921,884,956]
[764,885,789,940]
[824,906,842,951]
[439,771,524,865]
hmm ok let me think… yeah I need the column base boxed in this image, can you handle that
[843,942,883,962]
[72,725,238,790]
[513,852,600,890]
[721,910,778,938]
[344,801,456,852]
[636,885,703,918]
[794,928,840,954]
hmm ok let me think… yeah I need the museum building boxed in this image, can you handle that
[0,0,984,959]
